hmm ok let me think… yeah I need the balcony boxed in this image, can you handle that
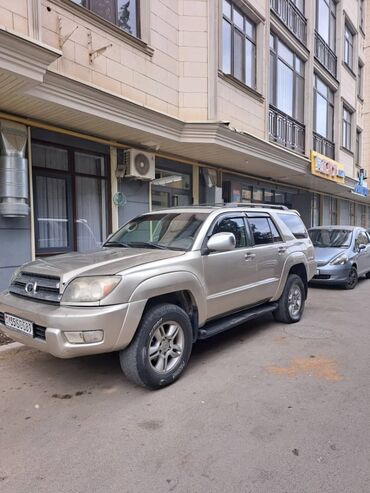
[269,105,305,154]
[313,132,335,159]
[314,32,337,78]
[270,0,307,45]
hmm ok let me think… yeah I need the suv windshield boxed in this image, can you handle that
[105,212,207,251]
[309,229,353,248]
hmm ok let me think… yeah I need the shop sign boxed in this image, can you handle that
[310,151,345,184]
[353,169,368,197]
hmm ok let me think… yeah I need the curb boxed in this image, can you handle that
[0,342,23,353]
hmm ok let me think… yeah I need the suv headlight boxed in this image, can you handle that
[62,276,121,303]
[330,254,349,265]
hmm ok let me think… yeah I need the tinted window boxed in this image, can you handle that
[279,213,308,239]
[248,217,274,245]
[213,217,248,248]
[269,219,282,242]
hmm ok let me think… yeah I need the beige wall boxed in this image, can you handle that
[0,0,367,180]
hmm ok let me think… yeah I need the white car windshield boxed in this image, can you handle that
[105,212,208,251]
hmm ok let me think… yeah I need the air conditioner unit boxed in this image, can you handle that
[124,149,155,181]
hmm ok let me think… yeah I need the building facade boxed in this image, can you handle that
[0,0,369,289]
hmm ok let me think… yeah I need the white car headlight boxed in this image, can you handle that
[62,276,121,303]
[330,254,349,265]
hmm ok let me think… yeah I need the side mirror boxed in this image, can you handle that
[206,232,236,252]
[358,243,366,251]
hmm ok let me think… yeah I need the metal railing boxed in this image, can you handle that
[314,31,337,78]
[269,105,305,154]
[270,0,307,44]
[313,132,335,159]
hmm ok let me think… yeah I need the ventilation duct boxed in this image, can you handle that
[0,120,29,217]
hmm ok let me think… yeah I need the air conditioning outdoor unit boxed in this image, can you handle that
[124,149,155,181]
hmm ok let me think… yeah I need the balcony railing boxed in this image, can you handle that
[313,132,335,159]
[269,105,305,154]
[270,0,307,44]
[314,31,337,78]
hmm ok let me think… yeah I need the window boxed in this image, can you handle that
[313,75,334,141]
[316,0,336,50]
[344,23,354,69]
[356,129,362,166]
[311,194,321,227]
[212,217,249,248]
[330,197,338,225]
[270,34,305,122]
[342,106,352,150]
[360,0,365,32]
[349,202,355,225]
[71,0,139,37]
[222,0,257,88]
[358,63,364,99]
[278,213,308,239]
[32,143,109,254]
[361,206,367,228]
[248,216,282,245]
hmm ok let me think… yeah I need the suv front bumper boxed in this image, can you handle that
[0,292,145,358]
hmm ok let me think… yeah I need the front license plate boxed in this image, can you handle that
[4,313,33,336]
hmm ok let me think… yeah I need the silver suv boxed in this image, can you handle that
[0,205,316,389]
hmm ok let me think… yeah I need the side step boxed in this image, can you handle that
[198,302,278,340]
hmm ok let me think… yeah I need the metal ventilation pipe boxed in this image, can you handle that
[0,120,29,217]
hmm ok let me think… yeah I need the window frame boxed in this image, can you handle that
[342,105,353,151]
[269,33,305,123]
[71,0,140,38]
[343,22,354,70]
[358,62,364,99]
[32,140,111,256]
[221,0,257,90]
[246,213,284,246]
[355,128,362,166]
[313,74,334,142]
[315,0,336,51]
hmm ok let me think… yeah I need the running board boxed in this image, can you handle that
[198,302,278,340]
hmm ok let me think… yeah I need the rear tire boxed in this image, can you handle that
[273,274,305,324]
[343,267,358,290]
[119,303,193,390]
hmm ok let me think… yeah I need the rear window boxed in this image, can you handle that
[278,213,308,239]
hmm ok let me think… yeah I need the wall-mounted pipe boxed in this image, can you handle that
[0,120,29,217]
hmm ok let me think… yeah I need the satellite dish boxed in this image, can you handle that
[134,153,150,176]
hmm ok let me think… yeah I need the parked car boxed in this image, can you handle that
[308,226,370,289]
[0,205,316,389]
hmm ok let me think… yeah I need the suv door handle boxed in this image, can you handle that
[245,253,256,261]
[278,247,287,254]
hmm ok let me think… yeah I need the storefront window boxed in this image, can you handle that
[32,142,109,254]
[241,186,252,202]
[311,193,321,226]
[152,166,192,210]
[199,168,219,205]
[253,187,264,202]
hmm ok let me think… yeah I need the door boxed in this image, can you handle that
[202,215,259,320]
[246,214,286,299]
[355,231,370,275]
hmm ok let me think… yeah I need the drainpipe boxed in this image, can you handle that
[0,120,29,217]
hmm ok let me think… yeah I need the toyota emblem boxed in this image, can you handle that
[25,282,37,294]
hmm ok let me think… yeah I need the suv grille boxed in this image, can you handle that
[9,272,61,304]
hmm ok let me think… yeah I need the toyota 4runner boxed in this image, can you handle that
[0,204,316,389]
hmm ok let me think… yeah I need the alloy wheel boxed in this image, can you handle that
[148,322,185,374]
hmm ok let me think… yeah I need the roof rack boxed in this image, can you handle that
[225,203,289,211]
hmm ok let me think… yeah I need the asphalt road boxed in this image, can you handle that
[1,281,370,493]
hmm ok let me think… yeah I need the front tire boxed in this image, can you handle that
[273,274,305,324]
[119,303,193,390]
[343,267,358,290]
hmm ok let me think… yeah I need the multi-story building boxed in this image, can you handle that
[0,0,369,289]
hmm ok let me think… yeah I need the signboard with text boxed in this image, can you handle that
[310,151,346,185]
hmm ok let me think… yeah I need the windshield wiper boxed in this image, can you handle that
[129,241,168,250]
[104,241,130,248]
